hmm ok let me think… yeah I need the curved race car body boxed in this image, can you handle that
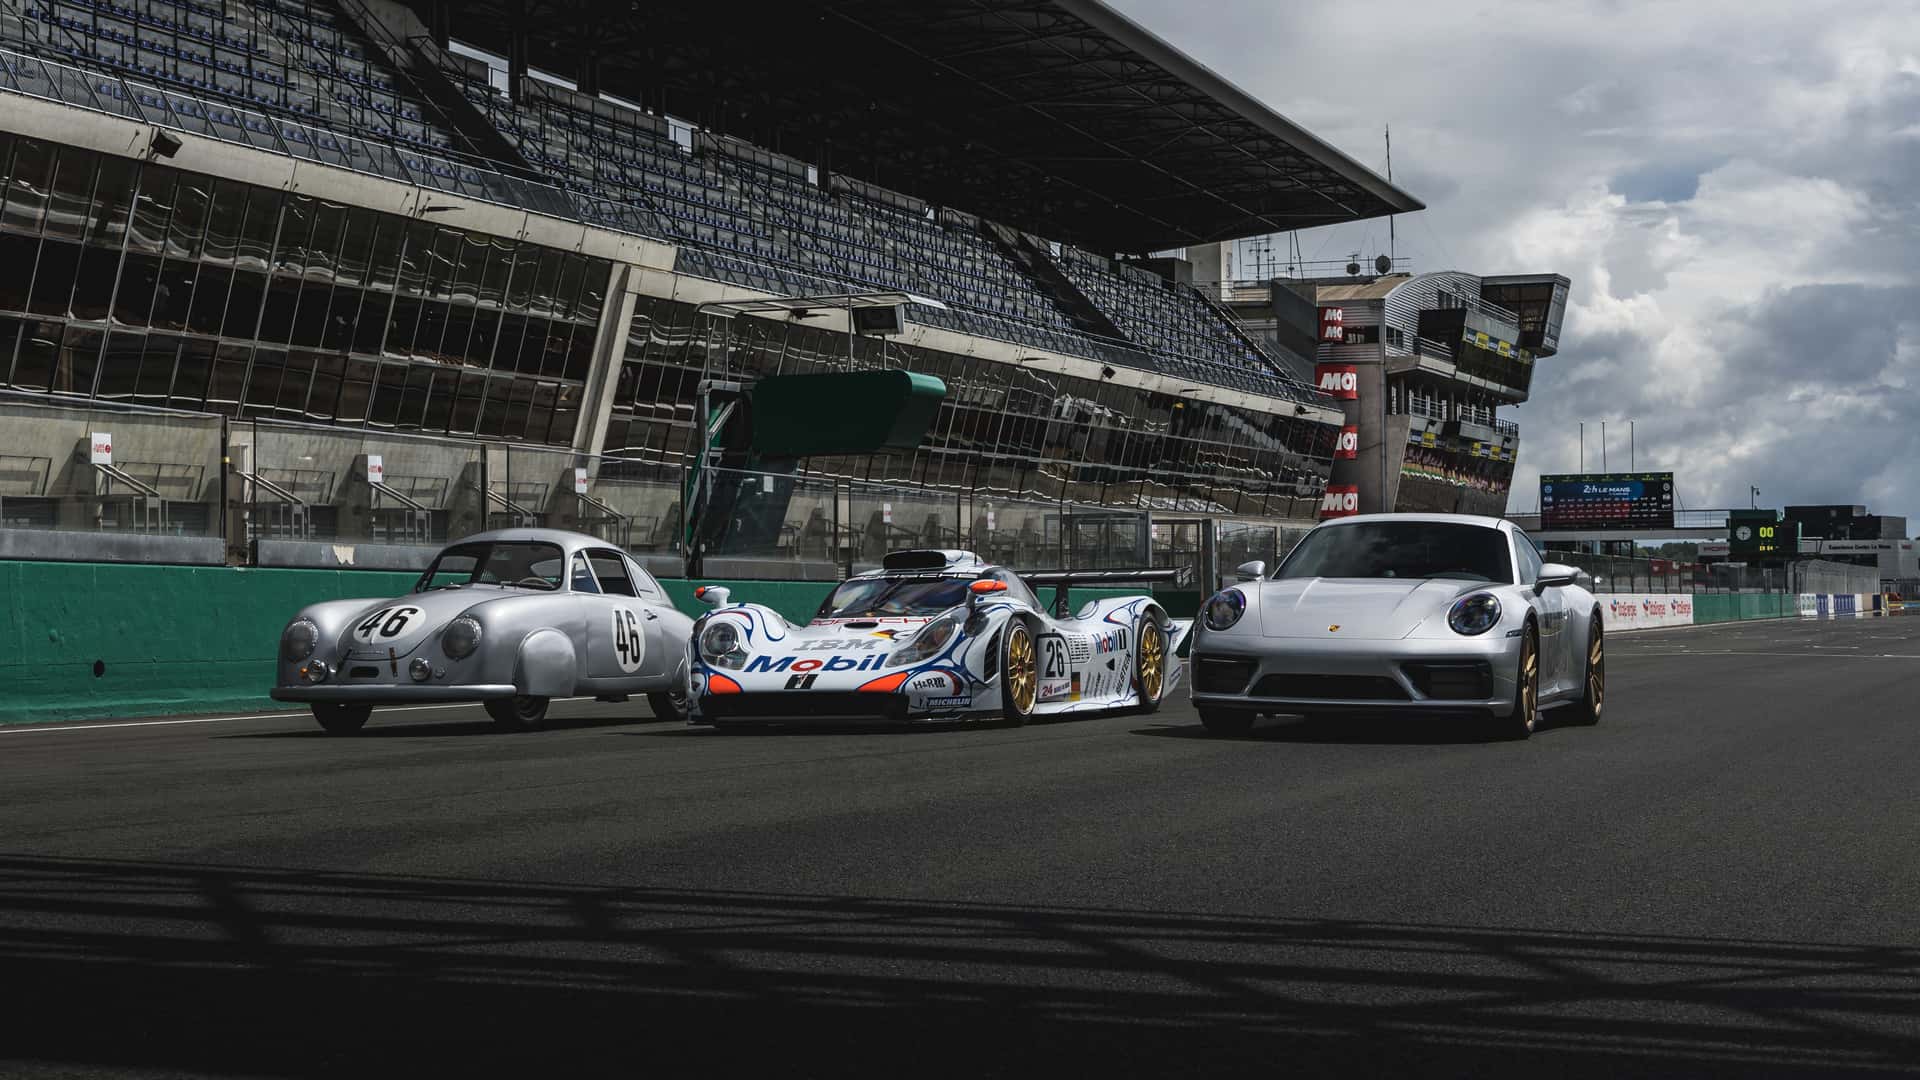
[270,529,693,715]
[1190,514,1600,724]
[689,550,1191,725]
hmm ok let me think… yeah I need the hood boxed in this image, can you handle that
[705,605,971,691]
[336,586,530,658]
[1254,577,1493,640]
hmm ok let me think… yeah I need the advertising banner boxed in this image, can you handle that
[365,454,384,485]
[89,432,113,466]
[1317,306,1345,343]
[1318,484,1360,519]
[1315,364,1359,400]
[573,467,589,495]
[1600,594,1695,631]
[1334,426,1359,460]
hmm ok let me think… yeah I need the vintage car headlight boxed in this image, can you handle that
[699,620,747,670]
[886,608,965,667]
[442,615,482,660]
[1202,589,1246,631]
[283,618,319,661]
[1448,593,1503,636]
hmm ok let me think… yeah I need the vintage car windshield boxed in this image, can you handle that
[817,576,972,618]
[416,541,567,592]
[1276,522,1514,584]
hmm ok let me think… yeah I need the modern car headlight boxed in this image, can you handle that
[442,615,482,660]
[886,609,965,667]
[699,620,747,670]
[1202,589,1246,631]
[1448,593,1503,636]
[283,618,319,661]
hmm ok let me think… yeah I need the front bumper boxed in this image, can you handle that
[271,684,518,703]
[694,691,980,726]
[1190,633,1520,717]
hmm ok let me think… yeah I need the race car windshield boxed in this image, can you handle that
[416,542,567,592]
[817,577,973,618]
[1276,523,1514,584]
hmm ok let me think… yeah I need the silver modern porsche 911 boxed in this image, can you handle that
[1189,514,1603,740]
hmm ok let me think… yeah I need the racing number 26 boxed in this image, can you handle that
[354,606,420,641]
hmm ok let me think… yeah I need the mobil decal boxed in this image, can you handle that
[1091,627,1129,654]
[744,654,890,673]
[1317,306,1345,342]
[1319,485,1360,519]
[1314,364,1359,400]
[1334,425,1360,460]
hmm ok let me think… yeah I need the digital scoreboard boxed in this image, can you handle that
[1727,510,1795,559]
[1539,473,1675,530]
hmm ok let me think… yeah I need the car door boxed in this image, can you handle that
[618,551,681,680]
[580,548,662,682]
[1512,531,1569,694]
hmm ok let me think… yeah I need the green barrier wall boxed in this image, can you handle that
[0,562,1141,725]
[1692,593,1796,626]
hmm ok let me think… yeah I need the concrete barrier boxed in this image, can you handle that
[0,561,1136,725]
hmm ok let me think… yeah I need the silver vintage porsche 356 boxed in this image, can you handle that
[1190,514,1604,740]
[271,529,694,733]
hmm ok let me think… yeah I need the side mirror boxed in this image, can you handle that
[1536,563,1579,590]
[694,585,730,607]
[1233,561,1267,582]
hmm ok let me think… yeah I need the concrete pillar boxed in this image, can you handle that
[571,261,640,464]
[1188,241,1233,288]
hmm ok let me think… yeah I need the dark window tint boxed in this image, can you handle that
[150,259,197,331]
[187,266,232,335]
[44,147,97,242]
[207,342,250,413]
[70,245,121,320]
[54,323,103,396]
[171,337,214,409]
[203,180,247,264]
[235,187,279,270]
[0,233,38,311]
[135,334,180,403]
[223,270,267,338]
[1,138,55,235]
[166,173,211,259]
[259,276,299,344]
[587,551,636,596]
[126,166,176,254]
[1277,522,1514,584]
[96,331,145,400]
[26,239,80,317]
[10,321,60,391]
[336,358,376,423]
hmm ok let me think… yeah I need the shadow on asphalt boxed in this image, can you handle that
[219,714,670,739]
[1133,712,1587,745]
[0,854,1909,1078]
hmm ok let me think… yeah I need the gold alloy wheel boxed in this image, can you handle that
[1137,622,1165,702]
[1520,631,1538,731]
[1588,623,1604,718]
[1006,624,1037,714]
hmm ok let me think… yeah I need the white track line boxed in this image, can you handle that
[0,701,529,735]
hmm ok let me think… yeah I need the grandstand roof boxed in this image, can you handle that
[404,0,1424,251]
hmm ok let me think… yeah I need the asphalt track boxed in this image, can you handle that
[4,613,1920,1077]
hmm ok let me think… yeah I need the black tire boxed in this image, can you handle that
[996,621,1038,727]
[485,694,549,731]
[647,690,689,724]
[1493,624,1539,741]
[1559,614,1604,726]
[1198,705,1254,736]
[1132,616,1169,715]
[311,703,371,735]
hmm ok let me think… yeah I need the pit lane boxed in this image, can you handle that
[3,612,1919,1077]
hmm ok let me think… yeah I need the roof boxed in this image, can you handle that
[1312,275,1415,302]
[404,0,1423,250]
[1319,513,1511,529]
[454,528,630,551]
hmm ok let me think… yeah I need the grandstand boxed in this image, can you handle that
[0,0,1422,570]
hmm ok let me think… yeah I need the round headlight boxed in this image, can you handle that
[283,618,319,661]
[700,620,742,660]
[1203,589,1246,631]
[442,615,482,660]
[1448,593,1503,636]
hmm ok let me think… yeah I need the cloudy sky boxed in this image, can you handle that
[1112,0,1920,528]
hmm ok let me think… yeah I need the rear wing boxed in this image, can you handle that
[1017,566,1193,616]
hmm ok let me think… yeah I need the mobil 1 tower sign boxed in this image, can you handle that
[1539,472,1676,530]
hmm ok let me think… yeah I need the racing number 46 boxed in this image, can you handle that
[612,609,644,670]
[355,606,420,641]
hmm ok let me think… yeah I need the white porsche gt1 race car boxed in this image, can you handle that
[688,550,1191,727]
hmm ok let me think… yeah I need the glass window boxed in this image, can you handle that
[336,357,377,424]
[622,553,664,597]
[171,337,214,409]
[93,330,145,400]
[149,259,197,331]
[354,289,393,354]
[816,576,972,618]
[273,195,314,277]
[414,541,565,592]
[223,270,267,339]
[394,221,433,295]
[570,553,601,593]
[70,245,121,321]
[526,248,564,318]
[1,138,55,236]
[575,260,606,324]
[366,360,407,427]
[423,227,460,301]
[322,285,360,352]
[421,367,454,432]
[259,276,299,344]
[414,299,449,359]
[44,147,97,243]
[275,349,314,417]
[304,351,343,419]
[0,233,36,311]
[126,166,176,255]
[241,347,285,418]
[0,316,18,387]
[10,321,59,391]
[503,245,535,310]
[397,362,434,429]
[442,305,475,365]
[135,334,180,404]
[53,323,103,397]
[305,201,345,279]
[26,239,81,317]
[449,371,488,434]
[477,239,511,308]
[235,187,279,271]
[1277,521,1514,584]
[1512,531,1544,585]
[551,254,585,322]
[291,280,332,347]
[363,214,404,291]
[187,266,232,335]
[452,232,486,305]
[207,342,250,414]
[202,180,247,265]
[166,173,211,259]
[334,209,373,287]
[586,550,636,596]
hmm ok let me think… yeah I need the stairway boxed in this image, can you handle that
[980,221,1125,341]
